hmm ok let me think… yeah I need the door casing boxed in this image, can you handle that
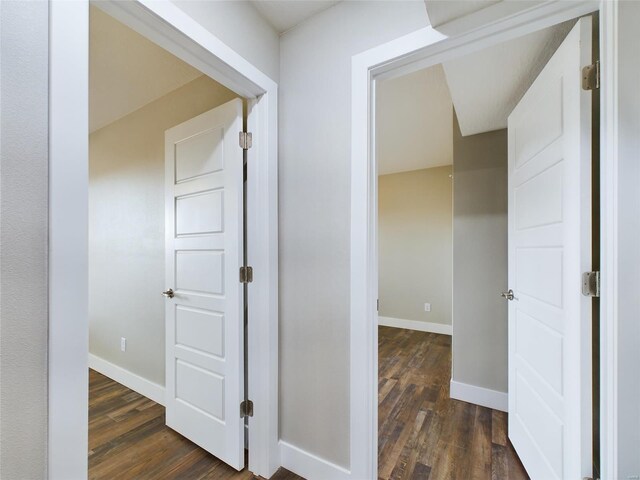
[350,2,624,480]
[48,1,279,478]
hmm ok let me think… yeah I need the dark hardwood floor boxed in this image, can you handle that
[378,326,529,480]
[88,369,301,480]
[90,328,527,480]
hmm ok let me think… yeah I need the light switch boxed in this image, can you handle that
[424,303,431,312]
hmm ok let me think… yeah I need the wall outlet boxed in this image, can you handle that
[424,303,431,312]
[120,337,127,352]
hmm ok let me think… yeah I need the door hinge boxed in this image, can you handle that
[239,132,252,150]
[376,299,379,312]
[240,400,253,418]
[582,61,600,90]
[239,266,253,284]
[582,271,600,297]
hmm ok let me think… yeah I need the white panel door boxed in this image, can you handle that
[164,98,244,470]
[507,18,592,480]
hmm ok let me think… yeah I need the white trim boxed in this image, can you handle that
[49,1,280,477]
[450,380,508,413]
[88,354,165,406]
[350,2,611,479]
[600,3,619,477]
[48,2,89,479]
[378,316,452,336]
[279,441,351,480]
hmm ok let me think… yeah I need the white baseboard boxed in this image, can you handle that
[280,440,351,480]
[89,353,165,406]
[378,316,452,335]
[450,380,508,412]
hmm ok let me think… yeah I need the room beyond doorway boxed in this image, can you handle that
[378,327,528,478]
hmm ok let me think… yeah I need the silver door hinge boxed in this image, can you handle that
[582,271,600,297]
[240,400,253,418]
[239,266,253,284]
[377,299,379,312]
[582,61,600,90]
[239,132,252,150]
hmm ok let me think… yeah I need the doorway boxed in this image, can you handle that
[362,10,601,480]
[48,1,279,478]
[88,8,248,474]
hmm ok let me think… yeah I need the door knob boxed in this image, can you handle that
[162,288,175,298]
[501,289,514,301]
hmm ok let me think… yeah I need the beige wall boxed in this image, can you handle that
[451,112,508,393]
[89,75,237,386]
[378,167,453,326]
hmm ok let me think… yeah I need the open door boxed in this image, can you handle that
[163,98,245,470]
[507,17,593,480]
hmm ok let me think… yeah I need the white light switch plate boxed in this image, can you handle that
[424,303,431,312]
[120,337,127,352]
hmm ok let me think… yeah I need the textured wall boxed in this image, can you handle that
[378,167,453,326]
[452,113,509,393]
[0,2,49,478]
[89,76,236,386]
[278,1,428,467]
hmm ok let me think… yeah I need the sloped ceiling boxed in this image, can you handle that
[250,0,341,34]
[90,6,203,132]
[424,0,500,27]
[377,65,453,175]
[442,19,574,136]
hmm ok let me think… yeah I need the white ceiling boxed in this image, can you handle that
[442,20,574,136]
[424,0,500,27]
[376,64,453,176]
[250,0,341,34]
[90,6,203,132]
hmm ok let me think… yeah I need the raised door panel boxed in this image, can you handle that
[507,17,592,480]
[164,98,244,471]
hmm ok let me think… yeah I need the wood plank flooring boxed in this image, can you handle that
[88,369,302,480]
[378,326,529,480]
[90,328,527,480]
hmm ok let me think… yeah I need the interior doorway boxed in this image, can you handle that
[371,13,600,480]
[88,7,253,477]
[48,1,280,477]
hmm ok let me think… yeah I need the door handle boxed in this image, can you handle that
[161,288,175,298]
[501,289,514,301]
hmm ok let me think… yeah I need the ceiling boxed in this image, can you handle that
[376,19,573,175]
[424,0,500,27]
[376,65,453,176]
[90,6,203,132]
[250,0,341,34]
[442,19,574,136]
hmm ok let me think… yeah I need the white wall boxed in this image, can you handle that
[171,0,280,83]
[279,1,428,467]
[378,167,453,326]
[0,2,49,478]
[452,113,508,394]
[89,76,237,387]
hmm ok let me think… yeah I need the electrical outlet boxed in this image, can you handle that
[120,337,127,352]
[424,303,431,312]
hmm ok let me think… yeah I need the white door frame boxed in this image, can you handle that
[350,1,625,479]
[48,1,279,478]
